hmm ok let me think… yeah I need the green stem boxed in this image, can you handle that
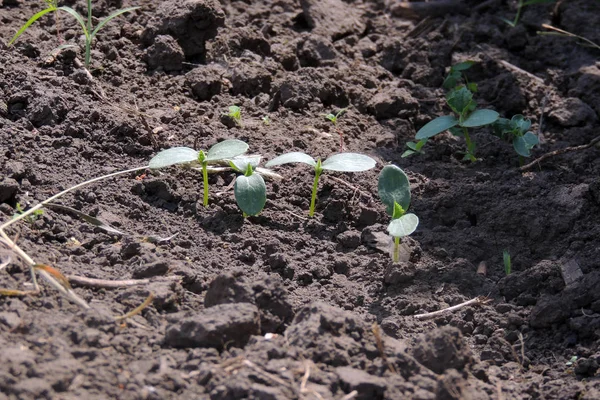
[309,169,322,217]
[87,0,92,32]
[202,162,209,207]
[393,236,400,263]
[85,37,91,68]
[463,127,476,161]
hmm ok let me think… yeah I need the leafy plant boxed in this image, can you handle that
[378,165,419,263]
[324,108,347,152]
[225,106,242,126]
[501,0,555,27]
[230,157,267,217]
[13,203,44,223]
[265,152,376,217]
[493,114,539,160]
[149,140,249,207]
[7,0,140,68]
[415,86,499,161]
[503,250,512,275]
[402,138,427,158]
[443,61,477,92]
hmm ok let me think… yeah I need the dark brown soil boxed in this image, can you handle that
[1,0,600,398]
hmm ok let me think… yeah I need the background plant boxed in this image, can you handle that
[493,114,539,162]
[149,140,249,206]
[501,0,556,27]
[414,86,499,161]
[378,165,419,262]
[225,106,242,126]
[324,108,347,152]
[266,152,376,217]
[8,0,139,67]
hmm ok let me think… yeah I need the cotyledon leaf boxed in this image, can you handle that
[378,165,411,215]
[387,213,419,238]
[234,173,267,216]
[416,115,459,140]
[321,153,376,172]
[205,139,249,161]
[149,147,199,169]
[265,152,317,168]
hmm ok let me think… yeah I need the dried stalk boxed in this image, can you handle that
[414,296,490,320]
[519,136,600,172]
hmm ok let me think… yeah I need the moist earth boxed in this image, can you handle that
[0,0,599,399]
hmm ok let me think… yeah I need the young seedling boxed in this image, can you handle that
[443,60,477,92]
[13,203,44,223]
[503,250,512,275]
[7,0,140,68]
[262,115,270,125]
[415,86,499,161]
[378,165,419,263]
[229,157,267,217]
[492,114,539,163]
[324,108,347,152]
[501,0,555,27]
[224,106,242,126]
[402,138,428,158]
[265,152,376,217]
[149,140,249,207]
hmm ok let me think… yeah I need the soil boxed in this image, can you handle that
[0,0,599,398]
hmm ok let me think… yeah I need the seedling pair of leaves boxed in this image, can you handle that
[377,165,418,263]
[266,152,376,217]
[324,108,347,152]
[492,114,539,159]
[8,0,139,67]
[415,86,499,161]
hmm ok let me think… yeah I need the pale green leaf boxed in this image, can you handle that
[149,147,199,169]
[321,153,376,172]
[234,173,266,216]
[91,6,140,38]
[461,109,499,127]
[265,152,317,168]
[387,213,419,238]
[378,165,411,215]
[206,139,249,161]
[415,115,459,139]
[229,155,261,172]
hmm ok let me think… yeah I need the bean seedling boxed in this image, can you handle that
[230,156,267,217]
[442,60,477,92]
[378,165,419,263]
[225,106,242,126]
[7,0,140,68]
[402,138,427,158]
[415,86,499,161]
[265,152,376,217]
[324,108,347,152]
[149,140,249,206]
[492,114,539,163]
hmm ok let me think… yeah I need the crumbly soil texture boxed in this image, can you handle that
[1,0,600,398]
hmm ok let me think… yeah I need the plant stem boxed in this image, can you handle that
[463,127,476,161]
[85,38,91,68]
[309,170,322,217]
[393,236,400,263]
[202,162,209,206]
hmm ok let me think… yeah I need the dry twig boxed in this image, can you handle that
[519,136,600,171]
[414,296,490,320]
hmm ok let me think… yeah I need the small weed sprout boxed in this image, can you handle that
[324,108,347,152]
[149,140,249,206]
[225,106,242,126]
[378,165,419,263]
[415,85,499,162]
[13,203,44,223]
[501,0,555,27]
[230,157,267,217]
[503,250,512,275]
[493,114,539,163]
[262,115,270,125]
[402,139,427,158]
[266,152,376,217]
[7,0,140,68]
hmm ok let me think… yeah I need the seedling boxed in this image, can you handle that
[149,140,249,206]
[262,115,270,125]
[415,86,499,161]
[230,157,267,217]
[501,0,555,28]
[324,108,347,152]
[402,138,427,158]
[225,106,242,126]
[378,165,419,263]
[443,61,477,92]
[265,152,376,217]
[493,114,539,162]
[13,203,44,223]
[7,0,140,68]
[503,250,512,275]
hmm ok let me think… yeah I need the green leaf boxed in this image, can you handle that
[234,173,266,216]
[8,7,59,46]
[513,132,539,157]
[387,213,419,238]
[91,6,140,38]
[510,114,531,133]
[229,155,261,172]
[265,152,317,168]
[492,117,511,137]
[149,147,199,169]
[467,82,478,93]
[401,149,416,158]
[378,165,411,215]
[206,139,249,162]
[415,115,459,140]
[57,6,88,37]
[392,202,405,219]
[321,153,376,172]
[442,71,461,90]
[452,61,476,71]
[461,109,499,127]
[447,87,474,115]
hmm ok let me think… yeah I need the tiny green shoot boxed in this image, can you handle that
[265,152,376,217]
[225,106,242,126]
[443,60,477,92]
[230,157,267,217]
[501,0,555,28]
[324,108,347,152]
[13,203,44,223]
[503,250,512,275]
[402,138,428,158]
[7,0,140,68]
[415,86,499,161]
[262,115,270,125]
[566,356,578,367]
[492,114,539,163]
[149,140,249,207]
[378,165,419,263]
